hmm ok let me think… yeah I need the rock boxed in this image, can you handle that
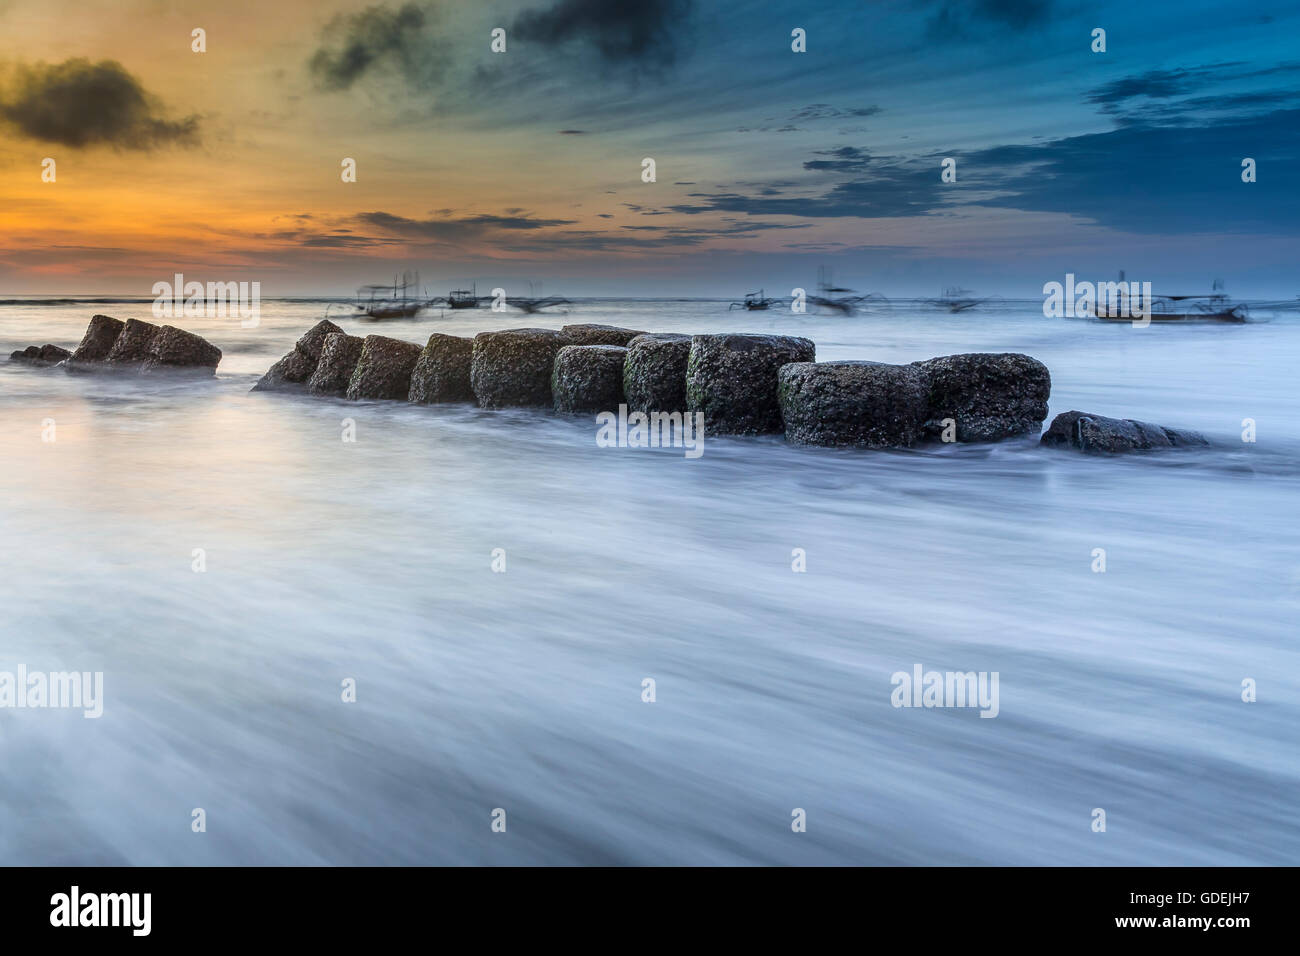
[1040,411,1208,453]
[9,344,71,366]
[778,360,930,448]
[346,335,423,400]
[306,332,365,397]
[68,314,125,367]
[295,319,345,363]
[252,319,345,392]
[104,318,161,366]
[623,333,691,415]
[686,333,816,435]
[140,326,222,375]
[1162,426,1210,447]
[560,324,646,347]
[913,352,1051,442]
[552,345,628,414]
[252,348,318,392]
[408,333,475,404]
[470,328,572,408]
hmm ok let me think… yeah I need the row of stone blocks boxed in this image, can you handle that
[255,321,1054,446]
[8,315,222,375]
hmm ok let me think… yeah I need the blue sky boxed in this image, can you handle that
[1,0,1297,296]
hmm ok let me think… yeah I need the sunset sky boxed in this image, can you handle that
[0,0,1297,296]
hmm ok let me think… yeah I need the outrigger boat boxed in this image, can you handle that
[351,271,428,319]
[729,289,777,311]
[1095,279,1249,323]
[447,284,479,309]
[807,267,889,315]
[922,287,989,312]
[508,295,571,314]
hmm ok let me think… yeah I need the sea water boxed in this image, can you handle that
[0,297,1296,864]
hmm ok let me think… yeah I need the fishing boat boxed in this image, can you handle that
[729,289,777,310]
[922,287,988,312]
[447,284,479,309]
[352,271,427,319]
[807,267,888,315]
[508,295,571,314]
[1095,279,1249,323]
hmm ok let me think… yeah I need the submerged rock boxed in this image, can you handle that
[307,332,364,396]
[623,333,691,415]
[104,318,161,366]
[552,344,628,414]
[913,352,1051,442]
[141,326,222,375]
[408,333,475,404]
[560,324,646,347]
[1040,410,1210,453]
[347,335,423,400]
[778,360,929,448]
[470,328,571,408]
[9,344,71,366]
[68,314,125,368]
[252,319,344,392]
[686,333,815,434]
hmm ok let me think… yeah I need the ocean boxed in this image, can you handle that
[0,296,1296,864]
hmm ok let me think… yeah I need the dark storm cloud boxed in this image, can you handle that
[0,59,199,149]
[511,0,695,64]
[309,2,447,92]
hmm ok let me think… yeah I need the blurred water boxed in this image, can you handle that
[0,297,1296,865]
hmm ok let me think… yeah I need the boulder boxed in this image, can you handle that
[1040,411,1209,453]
[913,352,1051,442]
[306,333,364,397]
[295,319,345,363]
[104,318,161,366]
[346,335,423,400]
[560,324,646,347]
[252,319,345,392]
[1162,426,1211,447]
[623,333,691,415]
[68,314,125,367]
[252,348,317,392]
[686,333,815,435]
[552,345,628,414]
[140,326,222,375]
[778,361,930,448]
[470,328,571,408]
[9,344,71,366]
[408,333,475,404]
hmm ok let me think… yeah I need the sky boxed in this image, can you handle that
[0,0,1297,297]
